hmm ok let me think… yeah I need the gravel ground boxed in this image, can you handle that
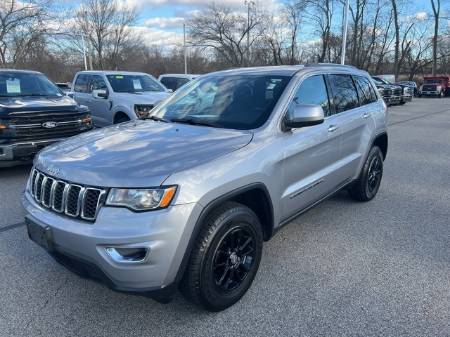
[0,98,449,337]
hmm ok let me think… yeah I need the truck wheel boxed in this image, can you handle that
[181,202,263,311]
[349,146,384,202]
[114,114,130,124]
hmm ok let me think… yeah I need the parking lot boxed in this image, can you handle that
[0,97,449,337]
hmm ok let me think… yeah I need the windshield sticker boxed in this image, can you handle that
[115,75,124,79]
[6,79,21,93]
[133,79,143,90]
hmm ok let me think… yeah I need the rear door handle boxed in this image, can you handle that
[328,125,339,132]
[362,112,370,119]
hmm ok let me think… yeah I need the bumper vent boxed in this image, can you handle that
[29,169,106,221]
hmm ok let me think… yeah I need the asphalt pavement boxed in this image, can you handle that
[1,98,449,337]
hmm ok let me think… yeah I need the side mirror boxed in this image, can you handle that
[283,104,324,131]
[92,89,108,99]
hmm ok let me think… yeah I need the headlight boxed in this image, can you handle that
[106,186,177,211]
[134,104,154,118]
[0,119,10,130]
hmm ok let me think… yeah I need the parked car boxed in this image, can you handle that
[0,69,92,168]
[396,81,418,96]
[158,74,199,92]
[71,71,171,127]
[24,64,388,311]
[419,76,449,97]
[55,82,72,95]
[372,76,412,105]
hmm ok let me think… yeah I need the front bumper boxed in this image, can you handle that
[0,139,59,166]
[384,95,401,105]
[401,95,413,102]
[22,190,202,294]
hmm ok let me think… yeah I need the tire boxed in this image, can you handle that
[349,146,384,202]
[180,201,263,311]
[399,101,406,105]
[114,115,130,124]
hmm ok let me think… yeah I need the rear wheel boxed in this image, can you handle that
[180,202,263,311]
[349,146,384,202]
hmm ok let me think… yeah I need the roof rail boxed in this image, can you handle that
[305,63,357,69]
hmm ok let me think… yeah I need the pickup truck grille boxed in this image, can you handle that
[29,169,106,221]
[8,111,89,142]
[422,84,436,91]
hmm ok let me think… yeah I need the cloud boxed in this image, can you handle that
[131,26,183,46]
[415,11,428,20]
[144,17,185,28]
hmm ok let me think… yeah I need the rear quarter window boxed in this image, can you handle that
[328,74,359,113]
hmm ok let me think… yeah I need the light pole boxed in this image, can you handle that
[244,0,255,66]
[341,0,349,65]
[80,34,88,71]
[183,23,187,74]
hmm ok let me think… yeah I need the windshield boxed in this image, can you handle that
[150,74,291,130]
[424,79,443,84]
[373,77,390,85]
[0,72,62,97]
[106,74,165,93]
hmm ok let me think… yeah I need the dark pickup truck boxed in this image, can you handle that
[0,70,93,167]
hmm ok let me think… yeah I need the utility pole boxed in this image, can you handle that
[341,0,350,65]
[81,34,88,71]
[183,23,187,74]
[244,0,255,66]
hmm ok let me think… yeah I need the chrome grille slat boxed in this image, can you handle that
[28,169,105,222]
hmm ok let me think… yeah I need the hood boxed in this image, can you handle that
[112,91,170,105]
[0,95,79,114]
[35,120,253,187]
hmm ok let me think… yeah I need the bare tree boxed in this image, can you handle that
[188,4,262,67]
[306,0,335,62]
[0,0,50,67]
[75,0,138,70]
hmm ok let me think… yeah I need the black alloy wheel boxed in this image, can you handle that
[212,226,256,293]
[349,146,384,201]
[180,202,263,311]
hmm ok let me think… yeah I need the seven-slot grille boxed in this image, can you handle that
[29,169,106,221]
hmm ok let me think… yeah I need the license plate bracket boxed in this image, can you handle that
[26,219,54,252]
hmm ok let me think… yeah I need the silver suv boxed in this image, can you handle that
[71,71,171,127]
[23,64,388,311]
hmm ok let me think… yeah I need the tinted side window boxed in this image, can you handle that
[354,76,377,105]
[74,74,90,93]
[161,77,177,91]
[90,75,107,92]
[290,75,330,116]
[328,74,359,113]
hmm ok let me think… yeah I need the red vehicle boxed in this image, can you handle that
[419,76,449,97]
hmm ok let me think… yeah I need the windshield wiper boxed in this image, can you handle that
[170,117,218,128]
[146,115,170,123]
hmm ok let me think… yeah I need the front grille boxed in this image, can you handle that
[29,169,106,221]
[8,111,89,142]
[422,85,436,91]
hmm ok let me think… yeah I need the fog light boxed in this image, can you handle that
[105,247,149,263]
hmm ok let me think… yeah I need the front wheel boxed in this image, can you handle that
[180,202,263,311]
[349,146,384,202]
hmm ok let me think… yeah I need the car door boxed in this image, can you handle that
[87,75,111,127]
[327,74,376,182]
[279,74,343,221]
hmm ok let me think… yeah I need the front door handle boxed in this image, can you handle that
[362,112,370,119]
[328,125,339,132]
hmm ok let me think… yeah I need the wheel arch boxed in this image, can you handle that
[174,183,275,284]
[113,111,130,124]
[372,132,388,160]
